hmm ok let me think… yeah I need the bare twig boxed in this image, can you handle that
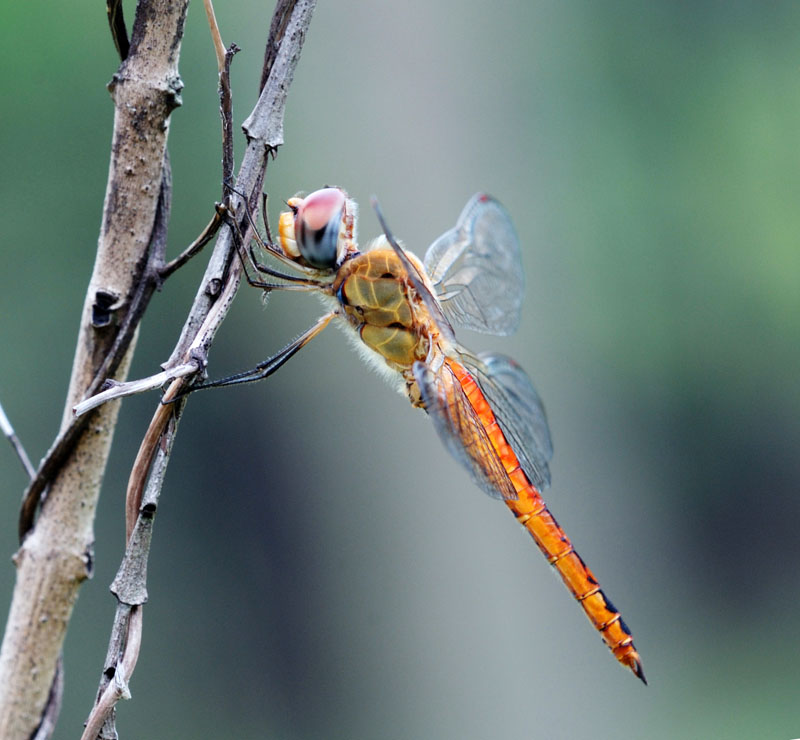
[204,0,240,190]
[159,204,227,280]
[82,608,143,740]
[1,399,66,740]
[82,2,317,736]
[0,399,36,482]
[16,134,175,541]
[220,44,240,189]
[0,1,189,737]
[106,0,130,61]
[85,397,169,740]
[204,0,226,69]
[72,361,202,417]
[261,0,298,93]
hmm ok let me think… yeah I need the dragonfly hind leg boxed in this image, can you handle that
[186,311,337,393]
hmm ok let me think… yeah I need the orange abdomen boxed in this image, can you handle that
[447,360,646,683]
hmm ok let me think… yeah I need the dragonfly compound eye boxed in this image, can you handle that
[295,187,347,269]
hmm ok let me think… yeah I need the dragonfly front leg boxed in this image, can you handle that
[186,311,337,393]
[240,243,330,291]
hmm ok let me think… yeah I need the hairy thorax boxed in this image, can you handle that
[330,249,437,403]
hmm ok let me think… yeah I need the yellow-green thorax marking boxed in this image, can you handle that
[331,249,435,372]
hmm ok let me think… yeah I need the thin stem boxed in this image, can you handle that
[0,399,36,481]
[159,206,226,280]
[204,0,226,70]
[73,361,201,417]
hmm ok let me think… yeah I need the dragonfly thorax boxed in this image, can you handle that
[332,248,436,374]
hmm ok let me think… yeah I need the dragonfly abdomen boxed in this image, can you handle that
[511,503,645,682]
[448,360,646,684]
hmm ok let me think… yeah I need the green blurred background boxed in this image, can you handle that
[2,2,799,738]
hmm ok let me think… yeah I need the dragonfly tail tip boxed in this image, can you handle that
[619,647,647,685]
[632,659,647,686]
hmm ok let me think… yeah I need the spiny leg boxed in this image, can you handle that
[242,243,325,290]
[261,190,275,245]
[185,310,337,393]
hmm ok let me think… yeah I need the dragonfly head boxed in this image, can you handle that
[278,187,358,270]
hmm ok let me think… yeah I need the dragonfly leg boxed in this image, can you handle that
[160,203,228,279]
[260,191,275,246]
[240,268,322,292]
[185,311,337,393]
[227,184,322,277]
[229,212,327,291]
[212,187,323,292]
[240,244,326,290]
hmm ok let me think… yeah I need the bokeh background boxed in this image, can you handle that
[2,2,799,738]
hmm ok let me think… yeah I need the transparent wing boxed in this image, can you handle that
[461,351,553,491]
[423,194,523,335]
[414,360,517,500]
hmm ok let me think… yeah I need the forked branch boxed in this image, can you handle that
[0,1,315,738]
[82,2,316,737]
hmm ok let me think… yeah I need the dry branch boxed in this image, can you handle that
[0,1,189,737]
[1,0,316,734]
[82,1,317,737]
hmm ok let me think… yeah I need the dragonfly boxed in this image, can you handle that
[210,186,645,683]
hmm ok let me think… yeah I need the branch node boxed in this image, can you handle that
[188,347,208,372]
[84,544,95,580]
[114,669,132,701]
[205,277,223,297]
[110,508,155,606]
[165,74,184,110]
[91,290,122,328]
